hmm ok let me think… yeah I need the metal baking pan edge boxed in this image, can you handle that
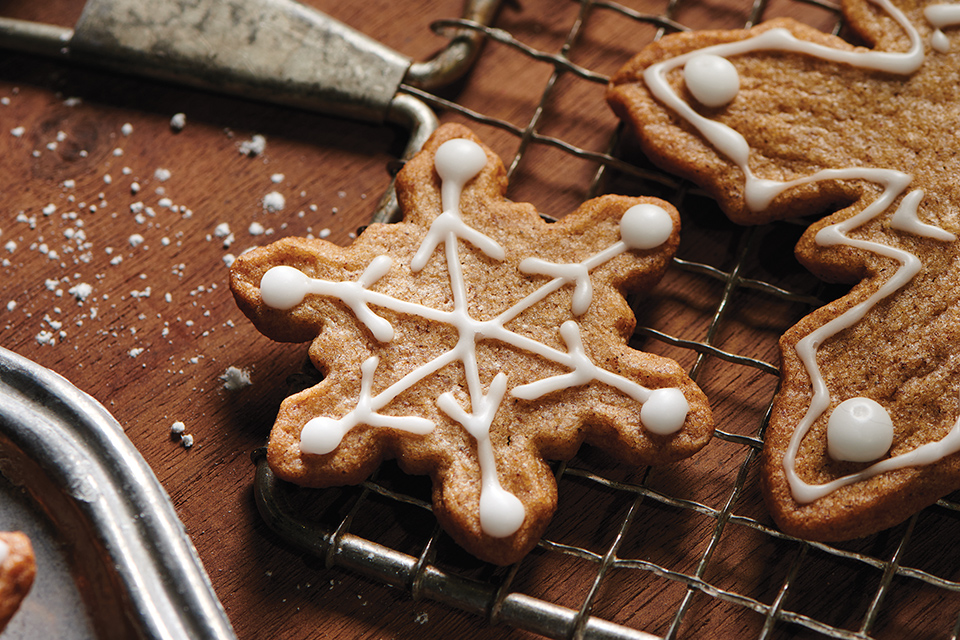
[0,345,236,640]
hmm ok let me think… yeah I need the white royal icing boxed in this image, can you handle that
[684,54,741,108]
[643,0,960,504]
[925,4,960,53]
[827,397,895,462]
[259,138,688,537]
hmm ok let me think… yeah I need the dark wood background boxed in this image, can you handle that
[0,0,956,638]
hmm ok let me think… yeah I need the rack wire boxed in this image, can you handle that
[255,0,960,638]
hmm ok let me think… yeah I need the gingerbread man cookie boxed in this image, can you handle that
[231,123,713,564]
[608,0,960,540]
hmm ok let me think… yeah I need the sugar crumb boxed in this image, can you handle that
[220,366,252,391]
[262,191,285,212]
[170,113,186,132]
[239,134,266,157]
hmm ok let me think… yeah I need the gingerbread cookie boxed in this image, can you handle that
[231,123,713,564]
[608,0,960,541]
[0,532,35,631]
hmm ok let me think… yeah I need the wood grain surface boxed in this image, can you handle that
[0,0,955,639]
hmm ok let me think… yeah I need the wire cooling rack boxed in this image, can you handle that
[255,1,960,638]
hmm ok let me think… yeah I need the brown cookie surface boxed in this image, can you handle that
[608,0,960,540]
[231,123,713,564]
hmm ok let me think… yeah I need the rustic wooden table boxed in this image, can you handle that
[0,0,957,638]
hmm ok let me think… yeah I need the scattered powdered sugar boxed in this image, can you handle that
[220,366,252,391]
[2,109,355,405]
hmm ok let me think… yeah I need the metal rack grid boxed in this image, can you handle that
[255,0,960,638]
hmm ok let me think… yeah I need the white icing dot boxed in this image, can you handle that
[479,486,525,538]
[300,417,344,455]
[434,138,487,186]
[620,204,674,250]
[827,397,894,462]
[260,265,309,309]
[683,54,740,108]
[640,387,689,435]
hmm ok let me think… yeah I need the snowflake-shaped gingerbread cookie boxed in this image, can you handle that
[230,123,713,564]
